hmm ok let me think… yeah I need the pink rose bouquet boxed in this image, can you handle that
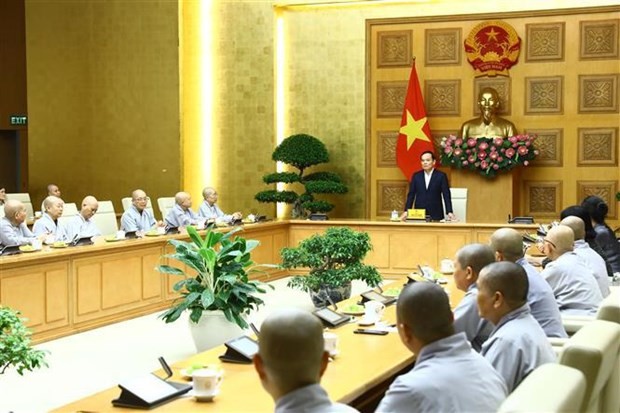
[439,134,538,178]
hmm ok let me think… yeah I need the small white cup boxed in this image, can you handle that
[364,300,386,323]
[323,332,339,356]
[247,214,256,222]
[195,219,206,230]
[156,226,166,235]
[44,234,56,245]
[35,211,42,218]
[116,230,126,240]
[192,368,223,401]
[440,259,455,274]
[31,239,43,250]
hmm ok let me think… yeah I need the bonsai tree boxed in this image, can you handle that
[0,306,48,375]
[255,133,348,218]
[281,227,382,306]
[157,226,272,329]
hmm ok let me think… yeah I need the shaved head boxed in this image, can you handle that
[202,187,216,198]
[560,216,585,241]
[545,226,574,254]
[257,308,325,392]
[175,191,190,204]
[3,199,26,222]
[132,189,146,201]
[456,244,496,276]
[397,282,454,344]
[490,228,524,262]
[479,262,528,308]
[47,184,60,196]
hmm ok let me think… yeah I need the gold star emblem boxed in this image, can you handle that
[486,27,499,42]
[399,110,429,150]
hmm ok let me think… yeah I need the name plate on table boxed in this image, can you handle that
[406,209,426,220]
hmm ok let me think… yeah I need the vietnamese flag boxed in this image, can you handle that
[396,60,435,181]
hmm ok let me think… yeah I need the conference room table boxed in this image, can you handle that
[0,219,537,344]
[52,277,464,412]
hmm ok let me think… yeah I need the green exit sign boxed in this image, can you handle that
[10,115,27,126]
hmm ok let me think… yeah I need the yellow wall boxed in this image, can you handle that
[25,0,180,211]
[23,0,618,225]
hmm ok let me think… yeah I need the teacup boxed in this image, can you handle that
[44,234,56,245]
[31,239,43,250]
[195,219,206,230]
[156,226,166,235]
[192,368,223,401]
[440,259,455,274]
[116,230,126,240]
[363,300,386,323]
[35,211,42,218]
[323,332,339,356]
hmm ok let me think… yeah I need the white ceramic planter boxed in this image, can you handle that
[189,310,245,353]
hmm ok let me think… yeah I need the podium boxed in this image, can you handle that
[451,170,519,223]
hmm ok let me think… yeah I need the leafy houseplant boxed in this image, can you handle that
[0,306,48,375]
[255,133,348,218]
[158,226,271,330]
[281,227,382,306]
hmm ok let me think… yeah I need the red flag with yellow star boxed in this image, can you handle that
[396,60,435,181]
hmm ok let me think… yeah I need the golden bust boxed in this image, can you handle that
[460,87,517,139]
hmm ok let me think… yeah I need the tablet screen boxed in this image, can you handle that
[228,336,258,358]
[315,308,345,324]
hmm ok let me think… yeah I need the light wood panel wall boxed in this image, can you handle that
[0,222,289,343]
[367,6,620,226]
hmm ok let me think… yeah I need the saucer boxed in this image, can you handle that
[192,389,220,402]
[358,318,376,327]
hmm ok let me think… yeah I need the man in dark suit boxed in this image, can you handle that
[401,151,455,221]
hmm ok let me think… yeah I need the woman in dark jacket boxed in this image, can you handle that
[582,196,620,273]
[561,205,613,278]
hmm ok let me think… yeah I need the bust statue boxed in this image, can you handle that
[460,87,517,139]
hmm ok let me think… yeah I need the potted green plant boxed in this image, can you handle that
[0,306,48,375]
[281,227,382,307]
[254,133,348,219]
[157,226,272,352]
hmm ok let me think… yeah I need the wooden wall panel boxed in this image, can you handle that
[367,7,620,226]
[142,251,162,300]
[46,267,69,324]
[0,261,69,332]
[364,231,390,269]
[101,256,142,309]
[76,262,101,317]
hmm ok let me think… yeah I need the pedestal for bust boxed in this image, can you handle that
[451,169,519,223]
